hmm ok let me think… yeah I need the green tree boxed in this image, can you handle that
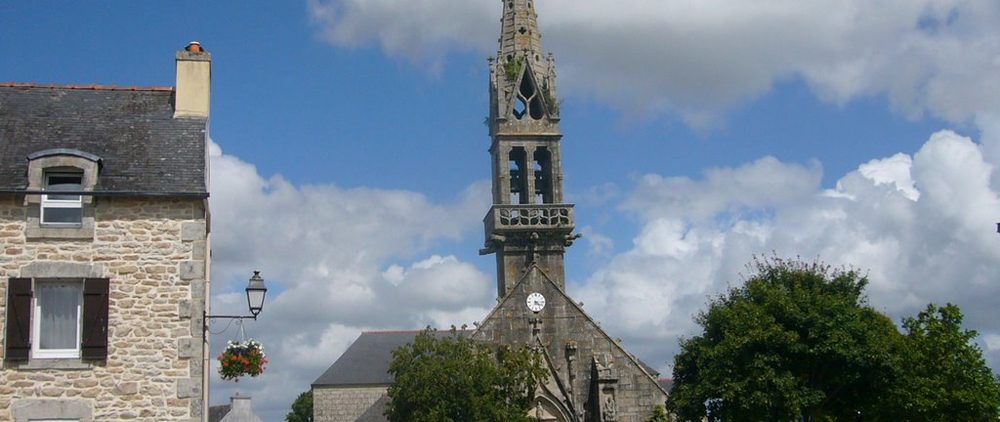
[285,390,313,422]
[666,257,901,421]
[881,304,1000,421]
[385,327,546,422]
[646,404,671,422]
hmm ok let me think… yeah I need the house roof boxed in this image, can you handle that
[207,404,231,422]
[0,83,207,196]
[312,330,471,387]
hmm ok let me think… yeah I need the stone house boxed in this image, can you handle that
[311,1,669,421]
[0,42,212,421]
[312,330,470,421]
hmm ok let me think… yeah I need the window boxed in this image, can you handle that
[41,172,84,225]
[32,281,83,359]
[509,147,528,204]
[5,278,110,362]
[24,149,101,239]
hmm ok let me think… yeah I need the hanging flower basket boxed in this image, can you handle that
[218,338,268,381]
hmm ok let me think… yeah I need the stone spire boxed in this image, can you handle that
[483,0,575,298]
[489,0,560,136]
[498,0,545,60]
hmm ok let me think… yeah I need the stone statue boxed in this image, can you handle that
[602,395,617,421]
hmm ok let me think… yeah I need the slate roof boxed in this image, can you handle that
[207,404,231,422]
[0,83,208,196]
[313,327,663,390]
[312,330,471,387]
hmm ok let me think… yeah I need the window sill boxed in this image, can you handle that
[13,358,94,370]
[25,225,94,240]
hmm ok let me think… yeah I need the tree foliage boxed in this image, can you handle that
[666,257,901,421]
[645,405,670,422]
[385,327,546,422]
[667,257,1000,421]
[285,390,313,422]
[881,304,1000,421]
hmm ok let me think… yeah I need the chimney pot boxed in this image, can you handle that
[186,41,203,53]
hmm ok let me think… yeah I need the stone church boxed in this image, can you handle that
[312,1,669,421]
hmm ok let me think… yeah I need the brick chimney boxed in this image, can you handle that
[174,41,211,118]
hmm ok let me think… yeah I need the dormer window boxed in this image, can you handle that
[41,171,84,225]
[24,148,101,239]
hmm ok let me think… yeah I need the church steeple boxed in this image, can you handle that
[489,0,560,136]
[498,0,545,60]
[483,0,575,299]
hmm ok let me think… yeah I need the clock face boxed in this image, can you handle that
[526,292,546,312]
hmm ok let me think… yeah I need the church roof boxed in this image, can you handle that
[312,330,471,387]
[0,83,208,196]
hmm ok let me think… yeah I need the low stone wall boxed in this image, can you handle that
[0,196,208,422]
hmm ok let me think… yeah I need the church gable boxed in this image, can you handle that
[474,265,667,421]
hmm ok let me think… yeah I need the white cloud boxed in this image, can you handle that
[206,143,493,418]
[307,0,1000,127]
[575,129,1000,374]
[623,156,822,222]
[858,153,921,200]
[580,226,614,257]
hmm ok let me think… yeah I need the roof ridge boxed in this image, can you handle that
[0,82,174,92]
[361,329,473,334]
[361,329,425,334]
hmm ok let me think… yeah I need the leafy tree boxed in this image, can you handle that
[880,304,1000,421]
[646,404,670,422]
[285,390,313,422]
[666,257,901,421]
[385,327,546,422]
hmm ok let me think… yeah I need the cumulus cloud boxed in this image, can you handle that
[307,0,1000,127]
[574,129,1000,373]
[206,143,493,418]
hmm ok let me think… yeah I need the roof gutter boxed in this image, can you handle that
[0,189,209,199]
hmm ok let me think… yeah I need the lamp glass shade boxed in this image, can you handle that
[245,271,267,317]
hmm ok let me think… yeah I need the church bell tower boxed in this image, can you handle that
[481,0,576,298]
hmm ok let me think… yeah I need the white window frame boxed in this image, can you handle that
[40,172,84,226]
[31,280,83,359]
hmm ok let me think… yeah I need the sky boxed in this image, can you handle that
[4,0,1000,420]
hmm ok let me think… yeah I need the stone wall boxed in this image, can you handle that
[313,386,388,422]
[475,266,668,422]
[0,195,208,422]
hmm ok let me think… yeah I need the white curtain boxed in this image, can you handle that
[38,283,80,350]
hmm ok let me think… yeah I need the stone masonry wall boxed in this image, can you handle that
[0,195,208,422]
[475,267,668,422]
[313,386,388,422]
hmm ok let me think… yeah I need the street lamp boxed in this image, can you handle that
[246,271,267,317]
[203,271,269,341]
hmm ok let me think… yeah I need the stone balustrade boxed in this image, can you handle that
[484,204,574,238]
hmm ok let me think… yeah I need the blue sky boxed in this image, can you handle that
[5,1,1000,420]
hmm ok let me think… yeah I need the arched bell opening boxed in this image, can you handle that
[513,66,546,120]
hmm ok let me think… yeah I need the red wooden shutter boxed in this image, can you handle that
[5,278,32,361]
[81,278,110,360]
